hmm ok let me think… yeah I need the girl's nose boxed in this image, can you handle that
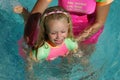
[56,32,61,39]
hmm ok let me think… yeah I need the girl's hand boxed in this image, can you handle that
[13,5,24,14]
[75,27,93,42]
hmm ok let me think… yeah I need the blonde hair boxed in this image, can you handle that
[36,6,73,48]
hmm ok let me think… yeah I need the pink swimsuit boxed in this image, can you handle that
[32,38,78,61]
[58,0,104,44]
[46,42,69,61]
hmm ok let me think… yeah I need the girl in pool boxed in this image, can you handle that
[30,6,78,61]
[14,6,79,79]
[14,5,78,62]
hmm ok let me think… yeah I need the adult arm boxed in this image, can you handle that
[76,3,112,42]
[31,0,52,14]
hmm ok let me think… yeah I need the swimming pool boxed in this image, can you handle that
[0,0,120,80]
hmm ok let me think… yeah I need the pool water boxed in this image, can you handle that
[0,0,120,80]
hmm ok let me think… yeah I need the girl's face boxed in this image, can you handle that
[47,18,69,46]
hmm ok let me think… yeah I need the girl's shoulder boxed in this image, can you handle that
[64,38,78,50]
[32,42,50,61]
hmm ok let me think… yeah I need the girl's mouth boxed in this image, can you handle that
[54,39,63,45]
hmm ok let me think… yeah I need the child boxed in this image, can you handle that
[14,5,79,79]
[31,6,79,61]
[14,5,78,61]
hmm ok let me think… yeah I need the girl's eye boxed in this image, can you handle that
[51,32,56,35]
[61,31,66,33]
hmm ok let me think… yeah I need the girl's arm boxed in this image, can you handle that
[76,3,111,42]
[13,5,30,23]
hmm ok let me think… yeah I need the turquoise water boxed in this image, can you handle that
[0,0,120,80]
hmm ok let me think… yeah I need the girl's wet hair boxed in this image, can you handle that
[24,13,41,47]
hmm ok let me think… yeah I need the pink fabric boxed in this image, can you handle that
[71,14,88,36]
[47,43,69,61]
[59,0,104,44]
[18,38,26,59]
[58,0,96,14]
